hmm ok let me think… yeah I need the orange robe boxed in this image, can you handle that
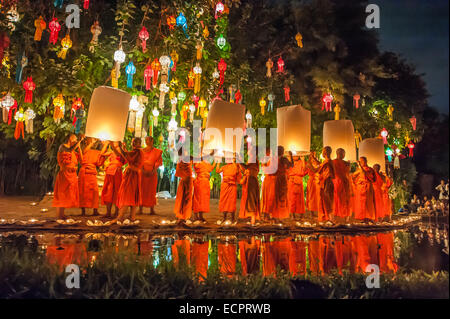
[172,239,191,268]
[308,239,323,275]
[117,149,143,208]
[218,242,236,277]
[288,160,307,215]
[373,171,385,220]
[217,163,241,213]
[306,168,319,213]
[192,241,209,280]
[261,160,277,215]
[377,233,398,273]
[262,240,277,277]
[239,239,261,276]
[239,162,260,219]
[272,158,290,219]
[174,161,193,220]
[289,240,307,276]
[193,161,214,213]
[335,236,353,274]
[353,235,378,273]
[140,148,162,207]
[53,145,79,208]
[78,149,103,209]
[352,167,377,220]
[101,154,124,206]
[332,159,351,218]
[317,159,335,221]
[46,243,87,270]
[382,175,393,218]
[322,237,337,274]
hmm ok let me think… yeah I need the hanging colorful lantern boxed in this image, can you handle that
[218,58,227,87]
[110,68,119,88]
[267,93,275,112]
[159,82,169,109]
[284,85,290,102]
[198,98,207,116]
[228,85,236,103]
[23,77,35,104]
[215,2,225,19]
[276,57,285,73]
[54,0,64,8]
[83,0,90,10]
[53,94,65,124]
[353,94,360,109]
[24,108,36,134]
[266,58,273,78]
[1,93,16,123]
[48,18,61,45]
[235,90,242,104]
[168,116,178,148]
[7,6,20,31]
[380,128,388,144]
[170,96,178,114]
[385,148,393,162]
[113,46,126,82]
[387,104,394,121]
[407,141,415,157]
[125,61,136,88]
[159,55,171,82]
[246,110,252,128]
[259,97,266,115]
[34,16,47,41]
[189,104,196,122]
[216,34,226,50]
[89,21,102,52]
[170,50,179,71]
[180,102,189,127]
[0,33,10,63]
[15,52,28,84]
[176,13,189,38]
[410,116,417,130]
[143,65,153,91]
[295,32,303,48]
[151,58,161,88]
[334,104,341,120]
[14,108,25,140]
[152,108,160,126]
[71,98,85,134]
[196,41,203,60]
[322,93,333,112]
[193,63,202,94]
[187,69,195,88]
[178,91,186,103]
[139,26,149,52]
[57,34,72,60]
[203,25,209,39]
[201,107,208,128]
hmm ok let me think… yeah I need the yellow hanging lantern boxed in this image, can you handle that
[334,104,341,120]
[197,97,207,116]
[196,41,203,60]
[34,16,47,41]
[111,67,120,88]
[53,94,65,123]
[354,129,362,148]
[201,107,208,129]
[57,34,72,60]
[259,97,266,115]
[387,104,394,121]
[193,63,202,94]
[295,32,303,48]
[203,26,209,38]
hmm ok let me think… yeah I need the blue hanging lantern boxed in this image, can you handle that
[125,61,136,88]
[267,93,275,112]
[54,0,64,8]
[176,13,189,39]
[15,52,28,84]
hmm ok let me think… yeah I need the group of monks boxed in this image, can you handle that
[52,134,393,226]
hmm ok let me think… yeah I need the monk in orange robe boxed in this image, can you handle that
[192,159,216,223]
[78,138,107,216]
[288,156,307,219]
[53,134,83,219]
[239,238,261,276]
[261,149,277,221]
[140,136,163,215]
[192,238,209,280]
[306,162,319,215]
[332,148,351,222]
[101,142,125,218]
[239,148,260,224]
[174,153,193,223]
[112,138,143,222]
[382,173,394,221]
[352,157,377,223]
[372,164,385,223]
[309,147,335,223]
[217,159,242,223]
[218,240,236,277]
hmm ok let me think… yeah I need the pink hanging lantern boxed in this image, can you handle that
[353,94,360,109]
[23,77,36,104]
[48,18,61,45]
[276,57,284,73]
[139,26,149,52]
[322,93,333,112]
[380,128,388,144]
[83,0,90,10]
[410,116,417,130]
[144,65,153,91]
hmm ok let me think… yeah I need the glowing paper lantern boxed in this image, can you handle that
[203,99,245,157]
[57,34,72,60]
[48,18,61,45]
[295,32,303,47]
[139,26,149,52]
[407,141,415,157]
[217,34,226,50]
[323,120,357,162]
[277,105,311,155]
[34,16,46,41]
[380,128,388,144]
[358,138,386,172]
[85,86,131,141]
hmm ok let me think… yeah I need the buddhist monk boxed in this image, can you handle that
[217,157,242,223]
[382,171,394,221]
[53,134,84,219]
[332,148,351,223]
[352,157,377,223]
[261,148,277,221]
[309,147,335,224]
[78,138,107,216]
[287,156,307,220]
[174,149,193,224]
[139,136,163,215]
[238,147,260,225]
[372,164,385,223]
[306,153,320,216]
[101,142,125,218]
[192,157,216,223]
[112,138,143,223]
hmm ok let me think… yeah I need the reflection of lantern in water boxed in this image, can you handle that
[85,86,131,141]
[277,105,311,155]
[323,120,357,161]
[359,138,386,172]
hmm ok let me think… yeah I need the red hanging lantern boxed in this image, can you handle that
[380,128,388,144]
[144,65,153,91]
[167,16,176,30]
[322,93,333,112]
[234,89,242,104]
[410,116,417,130]
[353,94,360,109]
[284,85,290,102]
[83,0,90,10]
[139,26,149,53]
[187,69,195,88]
[407,141,415,157]
[71,98,84,126]
[218,58,227,87]
[8,99,18,125]
[23,77,36,104]
[276,57,284,73]
[0,32,10,62]
[151,58,161,88]
[48,18,61,45]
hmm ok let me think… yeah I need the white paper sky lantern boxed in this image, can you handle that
[277,105,311,155]
[85,86,131,141]
[359,138,386,172]
[203,99,245,157]
[323,119,356,162]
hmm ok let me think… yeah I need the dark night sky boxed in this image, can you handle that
[375,0,449,114]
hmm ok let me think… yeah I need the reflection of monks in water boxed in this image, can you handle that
[377,233,398,273]
[137,233,153,258]
[262,236,291,277]
[172,237,191,268]
[335,236,353,274]
[191,237,209,280]
[218,239,237,277]
[46,236,87,270]
[321,237,338,274]
[308,237,323,275]
[352,234,379,273]
[289,238,307,276]
[239,238,261,276]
